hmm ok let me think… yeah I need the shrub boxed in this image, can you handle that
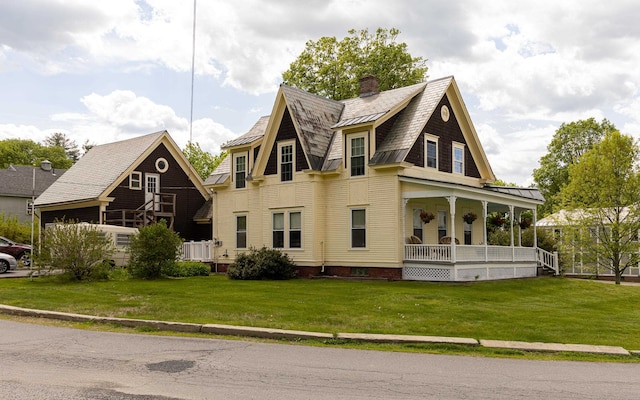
[0,213,37,244]
[128,220,183,279]
[227,247,297,280]
[38,220,115,281]
[164,261,210,277]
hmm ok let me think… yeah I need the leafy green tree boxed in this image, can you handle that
[128,220,183,279]
[560,131,640,284]
[43,132,80,162]
[0,139,72,169]
[282,28,427,101]
[38,220,116,281]
[533,118,616,215]
[183,141,227,180]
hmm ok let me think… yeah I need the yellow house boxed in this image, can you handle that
[204,75,554,281]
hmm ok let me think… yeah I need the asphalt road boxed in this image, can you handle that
[2,319,640,399]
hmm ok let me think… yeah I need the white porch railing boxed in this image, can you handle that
[405,244,544,265]
[536,248,559,275]
[182,240,214,261]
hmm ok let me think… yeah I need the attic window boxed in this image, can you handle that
[155,157,169,173]
[441,105,450,122]
[130,171,142,190]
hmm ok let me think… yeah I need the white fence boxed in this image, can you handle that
[182,240,214,262]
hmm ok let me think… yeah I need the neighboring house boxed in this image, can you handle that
[203,75,553,281]
[538,209,640,279]
[0,161,65,224]
[35,131,211,241]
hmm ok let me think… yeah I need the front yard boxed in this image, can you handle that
[1,276,639,350]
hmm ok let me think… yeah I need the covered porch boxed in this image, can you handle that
[400,177,557,281]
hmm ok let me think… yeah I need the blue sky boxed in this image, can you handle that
[1,0,639,186]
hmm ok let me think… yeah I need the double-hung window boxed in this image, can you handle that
[236,215,247,248]
[272,211,302,249]
[453,143,464,175]
[425,136,438,169]
[278,142,294,182]
[351,209,366,248]
[350,136,366,177]
[289,212,301,248]
[272,213,285,248]
[234,153,247,189]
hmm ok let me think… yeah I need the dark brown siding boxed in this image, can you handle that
[41,206,100,225]
[106,143,210,240]
[265,107,309,176]
[405,134,424,167]
[423,94,481,178]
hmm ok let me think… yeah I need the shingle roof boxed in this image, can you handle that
[281,85,344,170]
[0,164,66,198]
[338,82,426,125]
[371,77,452,165]
[221,116,270,149]
[204,156,230,185]
[35,131,165,206]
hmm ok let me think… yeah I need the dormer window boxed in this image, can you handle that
[278,141,294,182]
[233,152,247,189]
[453,142,465,175]
[349,136,366,177]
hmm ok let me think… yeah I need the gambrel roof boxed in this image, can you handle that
[36,131,207,207]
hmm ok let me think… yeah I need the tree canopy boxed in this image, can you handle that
[182,141,227,180]
[43,132,81,162]
[282,28,428,101]
[0,138,72,169]
[533,118,616,215]
[560,130,640,284]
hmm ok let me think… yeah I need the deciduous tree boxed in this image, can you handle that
[282,28,427,101]
[0,138,72,169]
[182,141,227,180]
[560,131,640,284]
[533,118,616,215]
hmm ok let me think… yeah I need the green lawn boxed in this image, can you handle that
[1,275,639,349]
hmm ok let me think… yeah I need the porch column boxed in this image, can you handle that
[402,198,408,260]
[448,196,457,264]
[518,210,523,247]
[482,200,488,262]
[509,204,515,261]
[533,208,538,248]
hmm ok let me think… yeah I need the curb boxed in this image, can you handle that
[0,304,636,357]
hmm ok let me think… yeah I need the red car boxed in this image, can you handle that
[0,236,31,266]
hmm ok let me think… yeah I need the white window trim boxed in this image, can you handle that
[129,171,142,190]
[236,214,248,249]
[425,134,439,169]
[452,142,465,175]
[347,134,367,178]
[233,152,249,189]
[350,208,367,249]
[277,140,295,182]
[271,210,303,249]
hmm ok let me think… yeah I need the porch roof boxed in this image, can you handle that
[400,175,544,207]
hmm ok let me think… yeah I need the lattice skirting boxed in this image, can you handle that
[403,265,452,281]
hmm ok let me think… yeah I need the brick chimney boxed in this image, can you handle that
[359,74,379,97]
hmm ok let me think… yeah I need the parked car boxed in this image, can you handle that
[0,252,18,273]
[0,236,31,267]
